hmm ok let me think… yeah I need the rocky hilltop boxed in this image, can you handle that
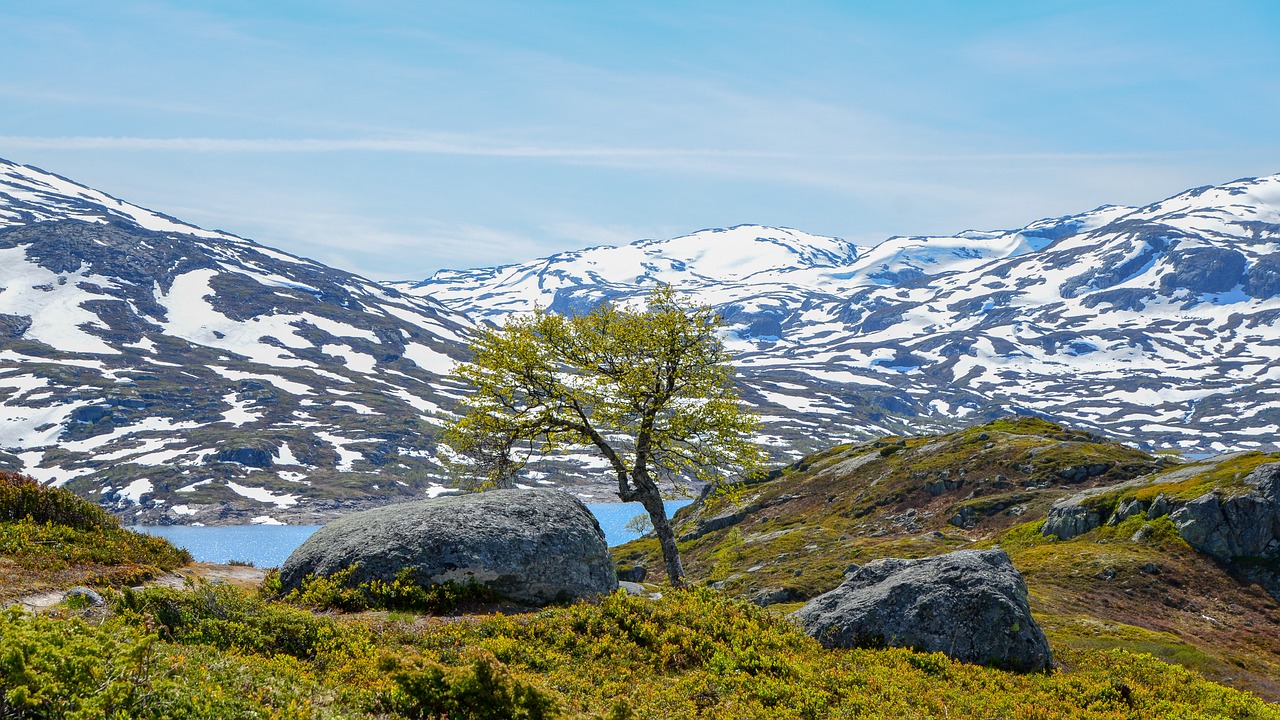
[614,417,1280,699]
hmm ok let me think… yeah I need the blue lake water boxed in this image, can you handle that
[132,499,692,567]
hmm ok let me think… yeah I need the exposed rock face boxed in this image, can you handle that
[280,489,618,605]
[1245,253,1280,299]
[1159,246,1247,294]
[1042,494,1107,540]
[1169,463,1280,561]
[791,549,1052,672]
[213,446,275,468]
[1106,498,1144,526]
[1044,461,1280,570]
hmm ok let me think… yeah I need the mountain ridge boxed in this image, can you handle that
[410,172,1280,458]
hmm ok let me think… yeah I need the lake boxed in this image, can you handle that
[132,499,692,567]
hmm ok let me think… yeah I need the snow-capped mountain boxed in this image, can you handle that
[7,155,1280,524]
[0,159,476,524]
[408,175,1280,458]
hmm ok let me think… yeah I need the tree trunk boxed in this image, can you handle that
[636,483,685,587]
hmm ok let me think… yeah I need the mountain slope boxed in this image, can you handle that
[0,159,475,524]
[409,175,1280,457]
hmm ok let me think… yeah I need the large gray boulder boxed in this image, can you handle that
[791,549,1052,672]
[279,489,617,605]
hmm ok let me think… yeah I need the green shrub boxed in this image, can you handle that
[379,654,559,720]
[0,472,114,530]
[0,607,151,719]
[276,564,501,614]
[114,584,334,660]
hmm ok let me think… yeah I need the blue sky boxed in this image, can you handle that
[3,1,1278,279]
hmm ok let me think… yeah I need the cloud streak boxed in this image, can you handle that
[0,135,789,160]
[0,135,1203,165]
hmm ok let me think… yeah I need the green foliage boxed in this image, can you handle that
[444,284,763,491]
[623,512,652,536]
[0,607,151,719]
[113,583,334,660]
[5,581,1279,719]
[379,655,559,720]
[275,564,501,614]
[444,284,764,584]
[0,471,113,530]
[0,472,190,598]
[0,518,190,573]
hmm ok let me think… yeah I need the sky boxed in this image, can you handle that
[2,1,1279,280]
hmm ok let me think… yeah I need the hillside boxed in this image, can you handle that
[0,471,189,601]
[4,429,1278,717]
[6,156,1280,522]
[613,417,1280,699]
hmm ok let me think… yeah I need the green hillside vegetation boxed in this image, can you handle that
[613,417,1280,699]
[4,423,1280,717]
[0,471,190,601]
[4,582,1279,719]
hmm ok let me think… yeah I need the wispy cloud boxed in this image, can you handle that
[0,135,789,161]
[0,135,1206,166]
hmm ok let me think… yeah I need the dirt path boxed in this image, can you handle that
[10,562,268,612]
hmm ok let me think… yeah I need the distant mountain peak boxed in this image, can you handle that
[410,171,1280,461]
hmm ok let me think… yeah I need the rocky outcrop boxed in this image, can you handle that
[1106,498,1144,526]
[1245,253,1280,299]
[1043,460,1280,566]
[212,446,275,468]
[1042,489,1110,540]
[791,549,1052,672]
[279,489,617,605]
[1169,463,1280,561]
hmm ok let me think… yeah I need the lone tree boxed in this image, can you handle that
[443,285,763,586]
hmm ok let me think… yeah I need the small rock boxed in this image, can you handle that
[1107,498,1145,526]
[618,581,656,598]
[1132,524,1154,542]
[749,586,801,607]
[1146,493,1171,519]
[616,565,647,583]
[63,587,104,607]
